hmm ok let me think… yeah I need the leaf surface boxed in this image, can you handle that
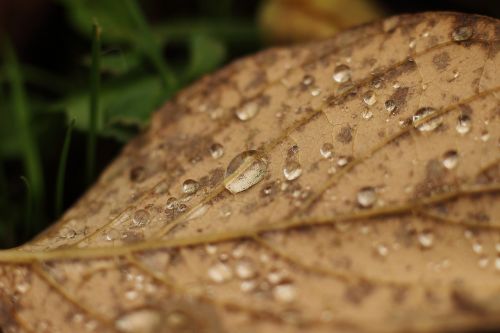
[1,12,500,333]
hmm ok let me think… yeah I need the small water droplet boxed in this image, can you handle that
[283,161,302,181]
[224,150,268,194]
[384,100,396,113]
[235,260,256,280]
[393,82,401,89]
[177,204,187,212]
[408,38,417,49]
[442,150,458,170]
[115,309,161,333]
[371,77,383,89]
[452,26,473,42]
[362,90,377,106]
[182,179,199,195]
[302,75,314,86]
[478,256,489,269]
[273,283,296,303]
[337,156,349,167]
[332,64,351,83]
[104,229,120,241]
[165,197,177,210]
[209,143,224,159]
[357,187,376,208]
[320,143,334,159]
[15,281,30,294]
[310,87,321,96]
[361,110,373,120]
[418,230,434,248]
[480,131,490,142]
[132,209,150,227]
[472,242,483,254]
[240,280,257,293]
[413,107,442,132]
[495,257,500,271]
[456,115,471,134]
[376,244,389,257]
[288,144,299,156]
[153,180,169,195]
[208,263,233,283]
[236,101,259,121]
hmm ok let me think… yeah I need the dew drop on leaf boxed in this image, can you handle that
[361,110,373,120]
[332,64,351,83]
[115,309,161,333]
[384,99,396,113]
[224,150,268,193]
[418,230,434,248]
[413,107,443,131]
[320,143,334,159]
[165,197,177,210]
[208,263,233,283]
[209,143,224,159]
[357,186,377,208]
[442,150,458,170]
[362,90,377,106]
[283,160,303,181]
[456,114,472,134]
[310,86,322,96]
[452,26,473,41]
[273,283,296,303]
[236,101,259,121]
[302,75,314,86]
[235,259,256,280]
[132,209,150,227]
[182,179,199,195]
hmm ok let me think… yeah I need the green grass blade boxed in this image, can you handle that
[20,176,33,238]
[55,119,75,217]
[3,39,44,228]
[86,21,101,185]
[123,0,177,92]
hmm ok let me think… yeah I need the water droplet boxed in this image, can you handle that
[209,143,224,159]
[166,311,188,329]
[361,110,373,120]
[115,309,161,333]
[165,197,177,210]
[332,64,351,83]
[15,281,30,294]
[283,161,302,181]
[104,229,120,241]
[371,77,383,89]
[357,187,376,208]
[132,209,150,227]
[236,101,259,121]
[240,280,257,293]
[418,230,434,248]
[384,100,396,113]
[408,38,417,49]
[310,87,321,96]
[472,242,483,254]
[376,244,389,257]
[320,143,334,159]
[495,257,500,271]
[288,144,299,156]
[182,179,199,195]
[480,131,490,142]
[442,150,458,170]
[413,107,442,132]
[60,228,77,239]
[302,75,314,86]
[153,180,169,195]
[273,284,296,303]
[478,256,489,269]
[208,263,233,283]
[452,26,473,42]
[224,150,268,194]
[235,260,256,280]
[337,156,349,167]
[177,203,187,212]
[362,90,377,106]
[456,115,471,134]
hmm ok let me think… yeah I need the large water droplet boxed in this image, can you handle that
[283,161,302,181]
[442,150,458,170]
[224,150,267,194]
[357,187,376,208]
[115,309,161,333]
[413,107,442,132]
[320,143,334,159]
[332,64,351,83]
[456,115,471,134]
[209,143,224,159]
[182,179,199,195]
[362,90,377,106]
[236,101,259,121]
[132,209,150,227]
[452,26,473,42]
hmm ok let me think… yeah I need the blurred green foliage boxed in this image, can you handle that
[0,0,261,248]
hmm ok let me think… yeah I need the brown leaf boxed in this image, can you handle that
[1,12,500,333]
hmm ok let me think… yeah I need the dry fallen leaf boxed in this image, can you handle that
[1,11,500,333]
